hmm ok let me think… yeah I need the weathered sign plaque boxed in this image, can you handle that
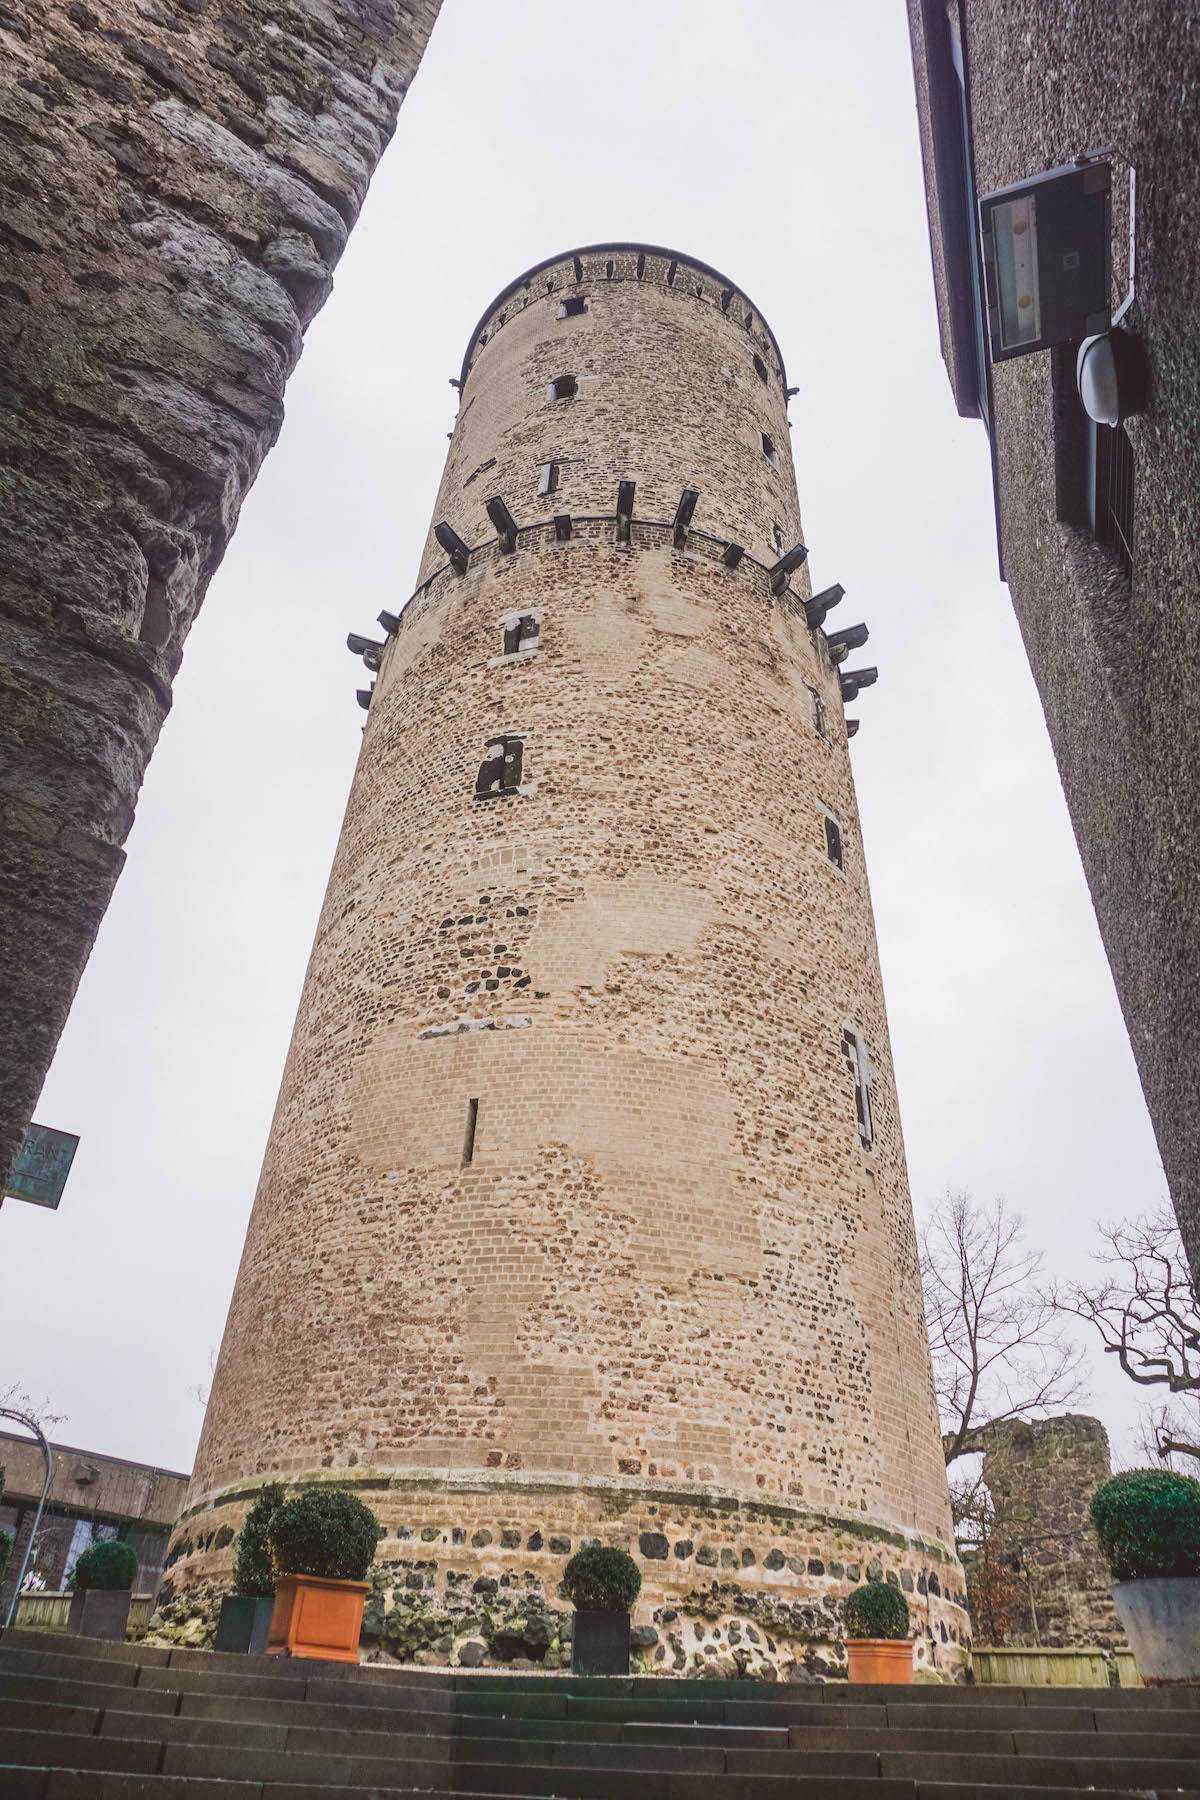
[5,1122,80,1209]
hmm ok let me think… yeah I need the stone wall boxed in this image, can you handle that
[905,0,1200,1279]
[973,1415,1124,1651]
[168,245,965,1676]
[0,0,441,1186]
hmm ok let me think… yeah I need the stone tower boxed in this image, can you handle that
[170,244,965,1676]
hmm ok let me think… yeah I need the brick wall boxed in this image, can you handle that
[170,246,965,1676]
[0,0,441,1187]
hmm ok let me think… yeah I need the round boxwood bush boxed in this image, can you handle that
[562,1544,642,1613]
[1090,1469,1200,1582]
[843,1579,910,1641]
[233,1481,286,1597]
[267,1486,379,1582]
[74,1539,138,1591]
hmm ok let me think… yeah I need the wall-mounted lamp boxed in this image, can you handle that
[979,154,1112,361]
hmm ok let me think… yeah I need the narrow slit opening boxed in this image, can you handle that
[462,1098,479,1165]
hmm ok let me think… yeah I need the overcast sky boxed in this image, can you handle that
[1,0,1167,1479]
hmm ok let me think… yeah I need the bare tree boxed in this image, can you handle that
[920,1189,1086,1465]
[1054,1205,1200,1468]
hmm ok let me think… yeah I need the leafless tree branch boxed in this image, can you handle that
[1051,1206,1200,1399]
[920,1189,1087,1465]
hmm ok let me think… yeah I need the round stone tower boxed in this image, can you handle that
[171,244,965,1676]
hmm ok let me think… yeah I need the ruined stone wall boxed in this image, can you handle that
[0,0,441,1186]
[171,245,965,1677]
[905,0,1200,1280]
[975,1415,1124,1651]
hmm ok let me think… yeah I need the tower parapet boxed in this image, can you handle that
[168,244,965,1678]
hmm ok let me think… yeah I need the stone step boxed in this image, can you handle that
[1,1764,1190,1800]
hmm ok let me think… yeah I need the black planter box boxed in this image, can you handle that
[68,1587,132,1642]
[213,1593,276,1655]
[572,1609,630,1676]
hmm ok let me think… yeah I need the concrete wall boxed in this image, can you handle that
[168,246,966,1678]
[906,0,1200,1278]
[0,1429,187,1616]
[0,0,441,1189]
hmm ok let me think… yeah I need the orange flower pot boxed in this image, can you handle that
[265,1573,370,1662]
[846,1637,914,1684]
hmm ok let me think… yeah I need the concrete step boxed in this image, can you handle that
[3,1765,1194,1800]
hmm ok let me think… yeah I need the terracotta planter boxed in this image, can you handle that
[266,1573,370,1662]
[846,1637,914,1684]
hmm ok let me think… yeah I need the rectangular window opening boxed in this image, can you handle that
[551,374,577,402]
[462,1098,479,1166]
[753,352,769,385]
[761,432,779,469]
[475,734,525,798]
[559,295,588,319]
[824,813,843,871]
[463,456,496,488]
[809,687,826,738]
[771,521,785,555]
[539,460,560,496]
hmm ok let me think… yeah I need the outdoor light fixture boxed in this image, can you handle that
[979,154,1112,361]
[377,610,400,635]
[769,541,809,596]
[434,520,471,574]
[723,541,746,568]
[804,583,845,630]
[825,622,869,664]
[616,480,636,543]
[485,494,519,554]
[673,486,700,547]
[839,666,878,702]
[1076,327,1149,426]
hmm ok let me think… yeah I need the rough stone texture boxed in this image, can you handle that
[0,0,441,1187]
[169,245,965,1677]
[906,1,1200,1277]
[976,1414,1125,1651]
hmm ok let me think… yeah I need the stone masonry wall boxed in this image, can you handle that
[906,0,1200,1279]
[0,0,441,1185]
[169,247,965,1675]
[976,1414,1124,1651]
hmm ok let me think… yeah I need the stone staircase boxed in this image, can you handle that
[3,1624,1200,1799]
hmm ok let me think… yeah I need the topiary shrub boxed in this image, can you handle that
[842,1579,910,1641]
[267,1487,379,1583]
[562,1544,642,1613]
[233,1481,286,1597]
[74,1539,138,1592]
[1090,1469,1200,1582]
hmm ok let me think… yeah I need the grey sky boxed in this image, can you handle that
[1,0,1166,1476]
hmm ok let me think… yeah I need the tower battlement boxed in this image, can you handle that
[169,245,964,1678]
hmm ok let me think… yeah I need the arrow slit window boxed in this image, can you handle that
[843,1028,876,1152]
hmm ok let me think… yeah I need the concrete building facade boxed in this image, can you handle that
[169,245,966,1677]
[906,2,1200,1276]
[0,0,441,1195]
[0,1429,188,1621]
